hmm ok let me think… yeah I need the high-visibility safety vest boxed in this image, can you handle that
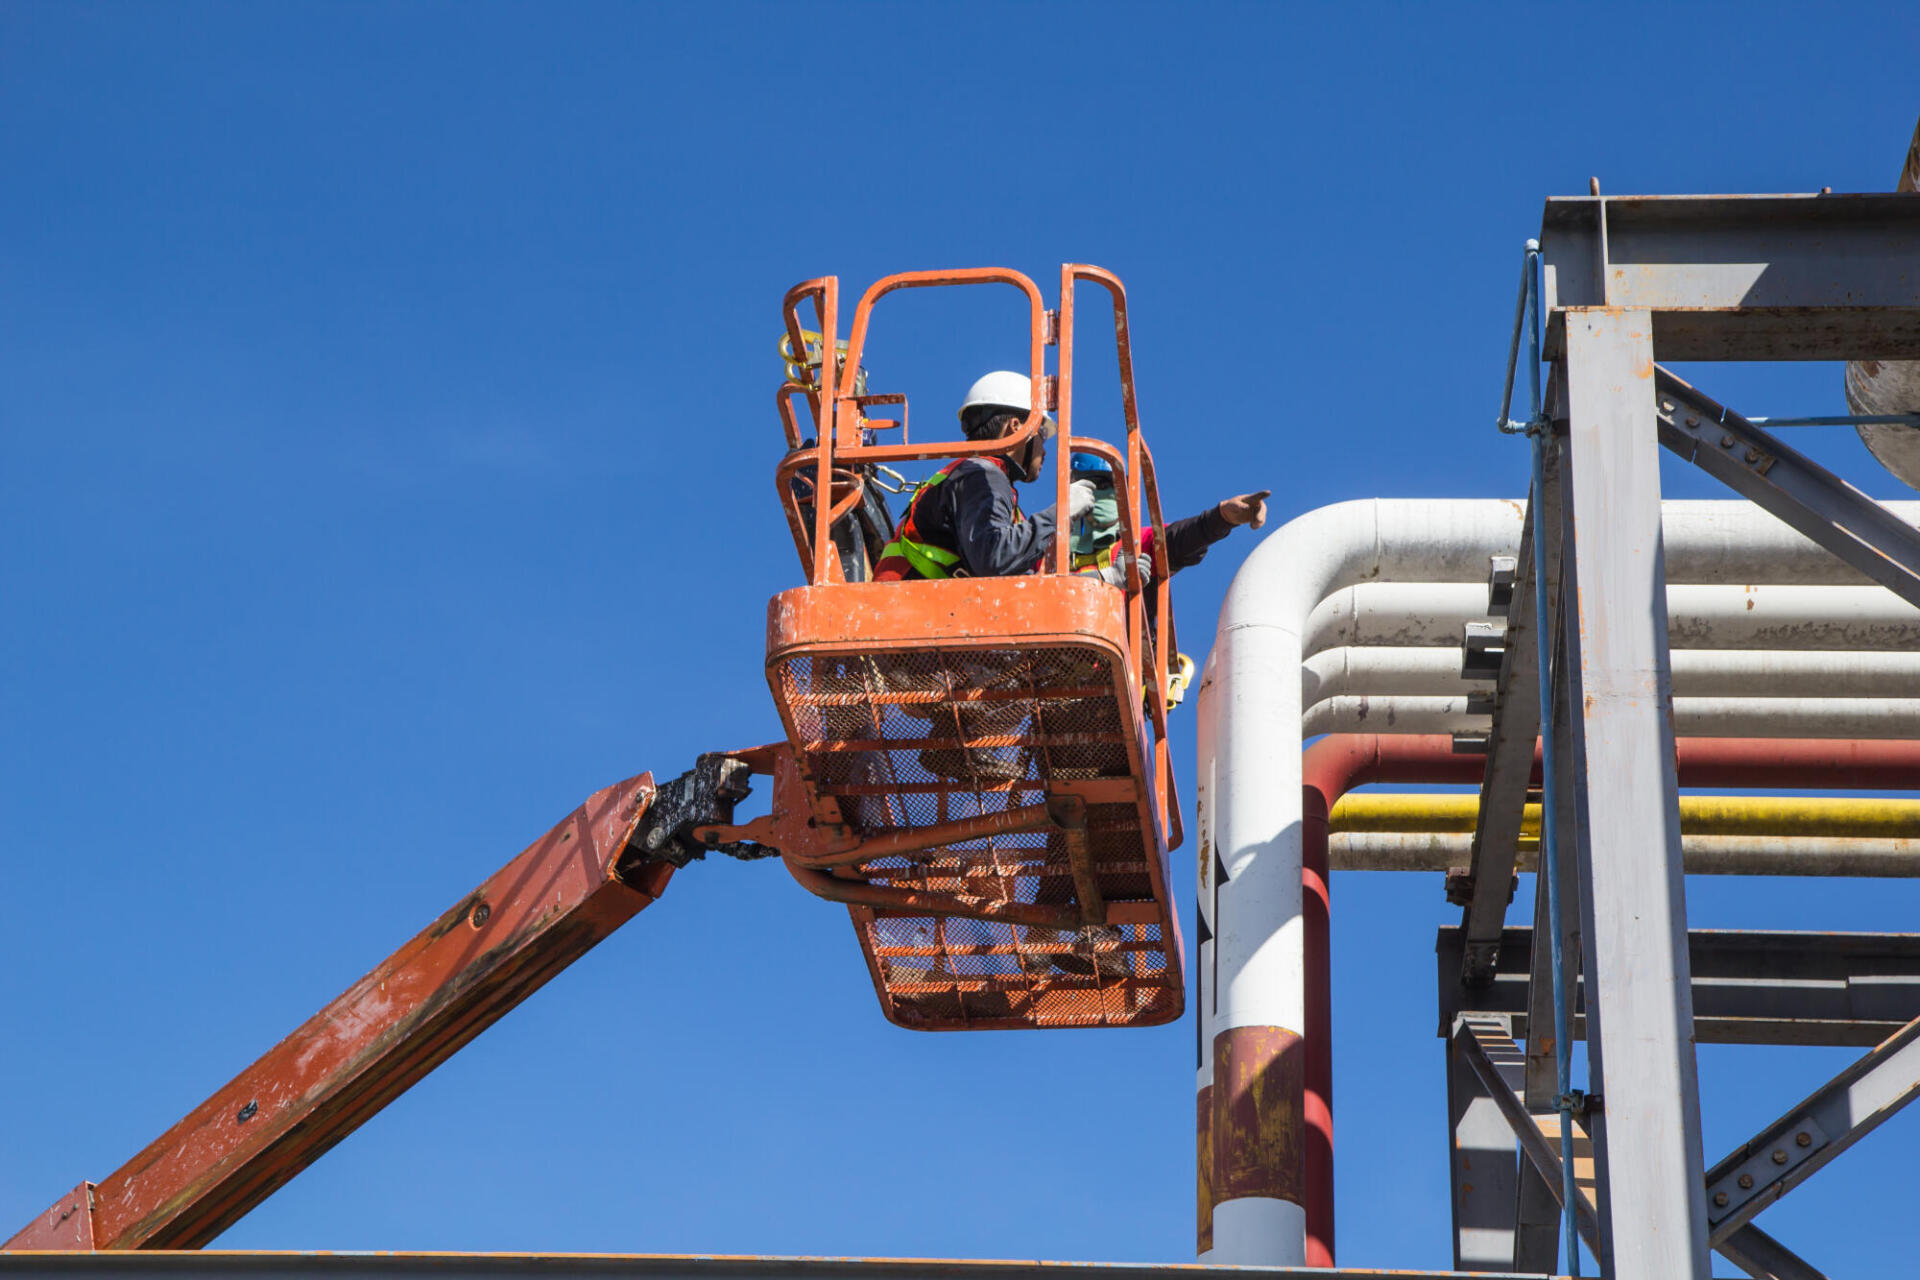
[878,459,1021,580]
[1072,526,1156,583]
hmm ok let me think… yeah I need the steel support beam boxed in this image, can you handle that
[1512,617,1574,1274]
[1714,1225,1831,1280]
[1515,578,1578,1277]
[1458,450,1561,986]
[1559,309,1711,1278]
[1540,194,1920,360]
[1453,1017,1826,1280]
[1510,1161,1559,1277]
[1653,367,1920,608]
[1452,1017,1603,1259]
[1521,592,1580,1107]
[1438,927,1920,1048]
[1446,1015,1524,1271]
[1706,1012,1920,1246]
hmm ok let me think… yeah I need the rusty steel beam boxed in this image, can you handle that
[0,1253,1551,1280]
[5,773,670,1253]
[1540,193,1920,361]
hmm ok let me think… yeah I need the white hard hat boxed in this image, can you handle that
[958,370,1054,430]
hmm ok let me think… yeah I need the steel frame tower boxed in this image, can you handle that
[1443,191,1920,1279]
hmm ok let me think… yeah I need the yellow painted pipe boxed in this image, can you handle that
[1329,793,1920,841]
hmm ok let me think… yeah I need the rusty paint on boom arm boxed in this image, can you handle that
[5,770,683,1253]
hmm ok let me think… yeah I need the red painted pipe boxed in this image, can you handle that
[1672,737,1920,791]
[1300,737,1477,1267]
[1294,733,1920,1267]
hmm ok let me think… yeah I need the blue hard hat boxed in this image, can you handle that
[1069,451,1113,475]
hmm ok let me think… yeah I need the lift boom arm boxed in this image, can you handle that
[5,757,763,1253]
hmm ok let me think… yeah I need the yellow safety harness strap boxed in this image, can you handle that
[878,467,963,580]
[878,537,962,579]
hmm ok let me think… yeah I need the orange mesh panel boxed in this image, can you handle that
[772,644,1181,1030]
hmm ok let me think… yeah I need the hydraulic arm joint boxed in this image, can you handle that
[624,752,781,869]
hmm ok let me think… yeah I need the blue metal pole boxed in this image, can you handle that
[1748,413,1920,427]
[1524,239,1581,1278]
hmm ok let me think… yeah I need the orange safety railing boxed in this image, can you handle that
[755,265,1185,1029]
[774,267,1180,846]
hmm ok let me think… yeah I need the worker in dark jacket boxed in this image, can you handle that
[871,371,1095,783]
[874,370,1094,581]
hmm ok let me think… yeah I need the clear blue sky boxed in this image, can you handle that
[4,2,1919,1272]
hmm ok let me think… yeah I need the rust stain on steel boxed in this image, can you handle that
[1211,1025,1305,1206]
[35,773,667,1253]
[1196,1085,1214,1255]
[3,1183,96,1251]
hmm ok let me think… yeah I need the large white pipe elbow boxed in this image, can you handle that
[1195,496,1920,1266]
[1198,500,1524,1266]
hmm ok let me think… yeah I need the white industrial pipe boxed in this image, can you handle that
[1330,831,1920,877]
[1302,696,1920,740]
[1304,582,1920,656]
[1302,647,1920,704]
[1195,497,1920,1266]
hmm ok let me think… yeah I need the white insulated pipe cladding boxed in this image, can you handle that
[1302,646,1920,703]
[1194,497,1920,1267]
[1305,582,1920,655]
[1303,695,1920,740]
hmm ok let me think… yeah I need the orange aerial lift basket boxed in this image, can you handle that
[729,266,1186,1031]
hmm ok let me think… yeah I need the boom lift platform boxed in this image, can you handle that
[5,264,1184,1252]
[725,266,1187,1031]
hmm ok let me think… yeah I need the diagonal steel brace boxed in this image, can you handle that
[1453,1015,1828,1280]
[1653,368,1920,609]
[1705,1011,1920,1247]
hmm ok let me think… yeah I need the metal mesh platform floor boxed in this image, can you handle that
[773,643,1181,1030]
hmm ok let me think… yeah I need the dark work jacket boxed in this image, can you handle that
[1154,506,1236,576]
[912,458,1058,578]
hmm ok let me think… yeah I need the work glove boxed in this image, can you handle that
[1218,490,1271,529]
[1068,478,1100,520]
[1094,549,1155,589]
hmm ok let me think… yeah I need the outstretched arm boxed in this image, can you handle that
[1155,490,1271,576]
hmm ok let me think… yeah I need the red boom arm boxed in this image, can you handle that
[6,770,675,1252]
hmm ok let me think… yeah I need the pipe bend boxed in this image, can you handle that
[1220,499,1527,638]
[1195,496,1920,1268]
[1228,499,1920,656]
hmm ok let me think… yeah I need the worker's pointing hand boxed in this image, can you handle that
[1219,490,1271,529]
[1069,478,1098,520]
